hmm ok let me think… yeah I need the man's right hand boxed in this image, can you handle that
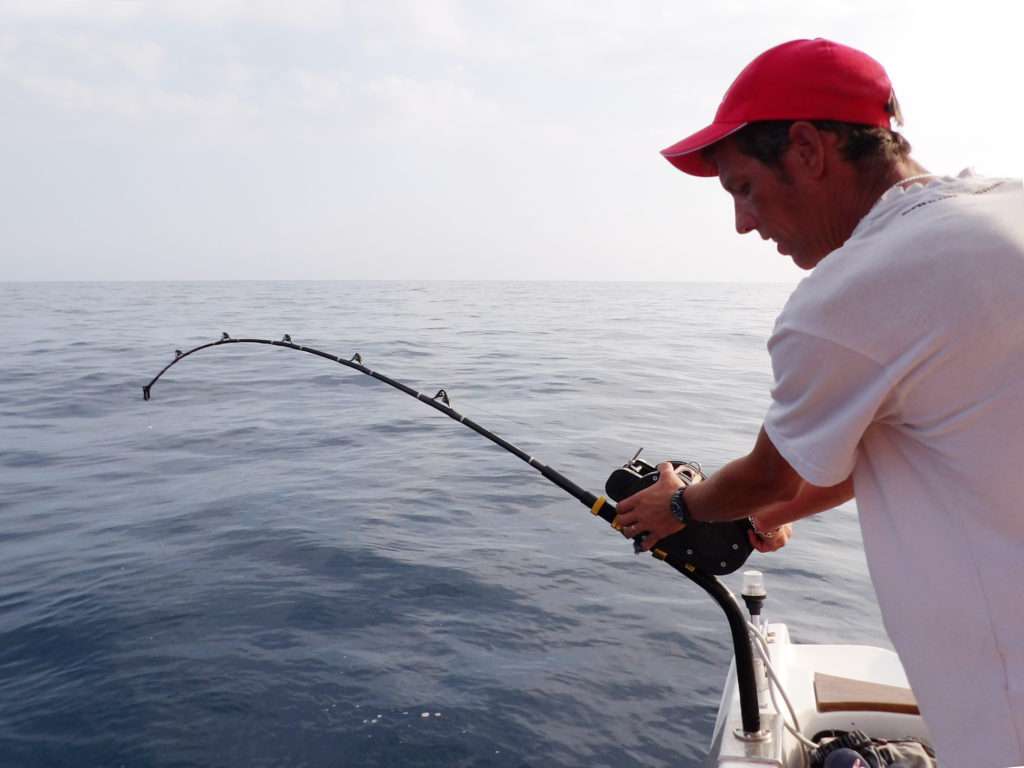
[748,522,793,553]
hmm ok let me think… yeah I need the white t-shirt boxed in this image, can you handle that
[764,171,1024,768]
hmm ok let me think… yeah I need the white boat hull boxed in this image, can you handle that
[706,622,931,767]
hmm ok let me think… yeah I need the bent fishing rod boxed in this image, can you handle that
[143,333,764,735]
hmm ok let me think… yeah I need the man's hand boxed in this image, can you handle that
[748,522,793,553]
[614,462,687,552]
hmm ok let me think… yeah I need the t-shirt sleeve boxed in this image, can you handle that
[764,325,898,487]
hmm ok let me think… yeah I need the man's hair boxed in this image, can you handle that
[727,121,912,177]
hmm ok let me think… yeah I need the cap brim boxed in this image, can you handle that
[660,121,747,176]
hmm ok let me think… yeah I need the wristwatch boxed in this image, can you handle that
[670,487,693,527]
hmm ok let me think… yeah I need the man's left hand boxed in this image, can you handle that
[748,523,793,553]
[614,462,687,552]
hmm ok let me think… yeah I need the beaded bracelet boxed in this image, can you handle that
[748,515,779,539]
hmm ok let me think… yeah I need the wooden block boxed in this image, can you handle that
[814,672,920,715]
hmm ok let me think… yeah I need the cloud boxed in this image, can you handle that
[12,69,256,130]
[1,28,245,129]
[2,0,1021,281]
[0,0,140,22]
[290,68,353,117]
[365,75,500,140]
[0,0,347,26]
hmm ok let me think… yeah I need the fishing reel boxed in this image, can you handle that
[604,450,753,575]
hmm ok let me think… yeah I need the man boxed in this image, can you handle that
[616,39,1024,767]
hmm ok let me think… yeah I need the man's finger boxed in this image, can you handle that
[616,512,637,528]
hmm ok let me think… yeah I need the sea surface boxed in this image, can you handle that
[0,281,889,768]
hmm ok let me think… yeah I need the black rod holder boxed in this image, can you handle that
[657,553,760,735]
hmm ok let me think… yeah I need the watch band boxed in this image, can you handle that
[670,487,692,527]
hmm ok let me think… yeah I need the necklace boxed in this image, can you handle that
[879,173,939,201]
[867,173,940,218]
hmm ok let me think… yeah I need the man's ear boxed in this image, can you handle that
[786,121,826,178]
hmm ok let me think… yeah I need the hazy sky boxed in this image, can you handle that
[3,0,1022,282]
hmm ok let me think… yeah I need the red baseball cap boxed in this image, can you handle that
[661,38,898,176]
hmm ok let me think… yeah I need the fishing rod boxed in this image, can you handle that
[142,333,764,735]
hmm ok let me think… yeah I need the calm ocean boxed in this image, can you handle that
[0,281,887,768]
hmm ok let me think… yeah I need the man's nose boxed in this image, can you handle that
[734,201,757,235]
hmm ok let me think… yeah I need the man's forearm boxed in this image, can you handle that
[684,452,799,522]
[684,427,853,526]
[749,477,853,529]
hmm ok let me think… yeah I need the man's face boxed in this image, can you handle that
[711,138,827,270]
